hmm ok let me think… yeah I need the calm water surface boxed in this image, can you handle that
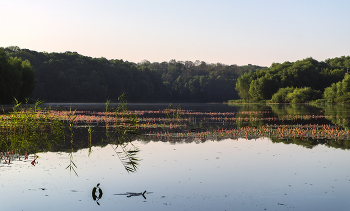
[1,103,350,211]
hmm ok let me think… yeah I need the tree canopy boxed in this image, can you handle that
[323,74,350,103]
[4,46,350,104]
[0,47,35,104]
[4,47,264,103]
[235,56,350,103]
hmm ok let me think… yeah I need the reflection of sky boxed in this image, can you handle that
[1,138,350,211]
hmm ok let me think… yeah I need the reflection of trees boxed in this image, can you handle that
[234,104,341,130]
[326,139,350,150]
[270,137,319,149]
[138,135,350,150]
[270,104,321,116]
[234,104,270,128]
[270,137,350,150]
[315,104,350,130]
[3,102,350,169]
[230,104,322,129]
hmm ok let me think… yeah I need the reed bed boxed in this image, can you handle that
[2,107,348,139]
[145,123,350,140]
[1,104,350,155]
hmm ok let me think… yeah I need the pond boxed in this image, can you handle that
[1,103,350,211]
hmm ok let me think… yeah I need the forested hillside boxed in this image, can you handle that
[6,46,348,104]
[0,48,35,104]
[4,46,263,103]
[235,57,350,103]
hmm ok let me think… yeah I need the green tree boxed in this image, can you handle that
[0,48,35,104]
[325,74,350,103]
[235,72,254,101]
[270,87,294,103]
[323,83,337,103]
[248,77,273,101]
[285,87,321,103]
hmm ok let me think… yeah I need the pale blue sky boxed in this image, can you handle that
[2,0,350,66]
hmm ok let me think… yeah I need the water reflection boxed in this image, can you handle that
[92,183,103,205]
[2,103,350,159]
[1,102,350,210]
[111,143,140,173]
[2,138,347,211]
[114,190,150,199]
[0,101,142,176]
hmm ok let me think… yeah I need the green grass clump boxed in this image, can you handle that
[0,101,64,154]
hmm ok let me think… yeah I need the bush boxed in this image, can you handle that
[271,87,321,103]
[323,74,350,103]
[285,87,321,103]
[270,87,294,103]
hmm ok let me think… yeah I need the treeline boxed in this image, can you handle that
[0,48,35,104]
[323,74,350,103]
[5,47,164,102]
[137,59,262,102]
[235,57,350,103]
[4,46,263,103]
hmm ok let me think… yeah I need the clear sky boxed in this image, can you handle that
[2,0,350,66]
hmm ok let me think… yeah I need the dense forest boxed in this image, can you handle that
[2,46,350,104]
[235,57,350,103]
[0,48,35,104]
[3,46,263,103]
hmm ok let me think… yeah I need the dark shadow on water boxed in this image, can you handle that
[113,190,152,200]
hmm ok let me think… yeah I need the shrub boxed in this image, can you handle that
[271,87,321,103]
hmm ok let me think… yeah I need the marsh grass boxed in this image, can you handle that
[0,97,139,174]
[2,98,350,172]
[0,101,64,154]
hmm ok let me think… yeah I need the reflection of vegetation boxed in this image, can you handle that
[2,100,350,171]
[270,137,320,149]
[110,95,140,173]
[65,108,78,176]
[270,137,350,150]
[97,94,142,173]
[166,104,181,120]
[326,139,350,150]
[112,143,140,173]
[234,104,269,128]
[270,104,321,116]
[314,104,350,130]
[66,151,78,176]
[0,101,64,154]
[87,125,93,156]
[0,94,143,174]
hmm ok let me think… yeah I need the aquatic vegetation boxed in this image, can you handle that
[2,101,350,167]
[166,104,182,120]
[0,102,65,154]
[3,102,350,210]
[0,150,38,167]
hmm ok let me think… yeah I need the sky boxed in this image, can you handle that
[2,0,350,66]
